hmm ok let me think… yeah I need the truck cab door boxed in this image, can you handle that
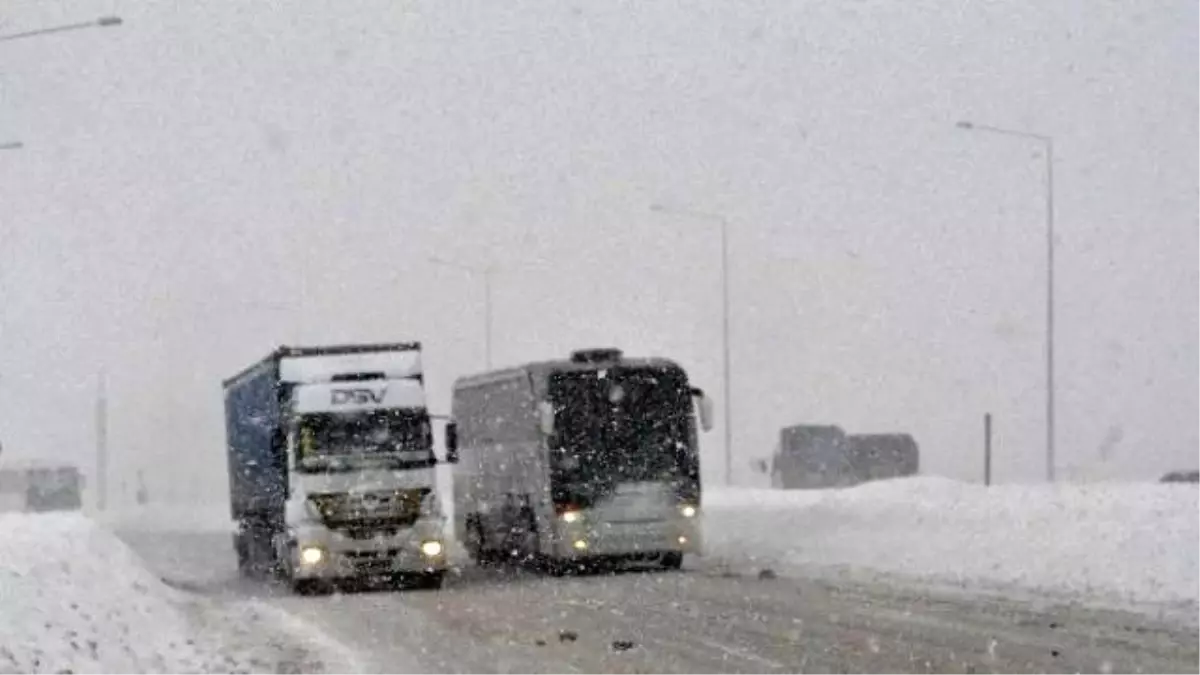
[272,427,290,500]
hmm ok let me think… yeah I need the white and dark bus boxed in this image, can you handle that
[446,348,714,572]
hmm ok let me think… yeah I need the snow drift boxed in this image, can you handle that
[99,503,233,534]
[702,477,1199,609]
[0,511,358,673]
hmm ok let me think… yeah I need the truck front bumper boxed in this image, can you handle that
[286,521,448,580]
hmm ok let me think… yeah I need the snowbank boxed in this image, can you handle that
[702,477,1199,609]
[99,503,233,534]
[0,512,359,673]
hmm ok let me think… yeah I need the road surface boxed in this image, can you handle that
[122,531,1199,674]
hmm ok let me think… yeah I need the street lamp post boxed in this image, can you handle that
[1,17,121,156]
[956,120,1057,482]
[430,258,497,369]
[95,367,108,511]
[649,203,734,487]
[0,16,122,43]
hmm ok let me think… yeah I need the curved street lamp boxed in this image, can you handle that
[956,119,1057,482]
[0,16,122,43]
[649,203,735,487]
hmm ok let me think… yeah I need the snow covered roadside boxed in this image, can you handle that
[0,512,363,673]
[701,477,1199,615]
[97,503,233,534]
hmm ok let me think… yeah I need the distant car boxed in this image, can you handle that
[1160,470,1199,484]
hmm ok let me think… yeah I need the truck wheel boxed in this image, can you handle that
[291,579,330,596]
[234,533,252,577]
[250,533,275,579]
[660,552,684,570]
[509,510,540,566]
[417,571,445,590]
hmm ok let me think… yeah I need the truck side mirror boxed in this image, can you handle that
[691,388,714,432]
[444,421,459,464]
[537,401,556,436]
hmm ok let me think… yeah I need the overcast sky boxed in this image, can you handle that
[1,0,1196,503]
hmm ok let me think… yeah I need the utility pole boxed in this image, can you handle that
[430,257,498,369]
[984,413,993,486]
[95,368,108,511]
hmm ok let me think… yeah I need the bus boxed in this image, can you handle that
[446,348,713,572]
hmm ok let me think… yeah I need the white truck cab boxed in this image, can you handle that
[225,343,449,593]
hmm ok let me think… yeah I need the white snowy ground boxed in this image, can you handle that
[703,476,1200,614]
[104,476,1199,616]
[0,512,364,674]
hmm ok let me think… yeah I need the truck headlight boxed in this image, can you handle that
[680,505,697,518]
[420,540,444,557]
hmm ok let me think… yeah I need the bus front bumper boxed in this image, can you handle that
[553,514,702,559]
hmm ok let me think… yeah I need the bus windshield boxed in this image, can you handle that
[548,366,697,508]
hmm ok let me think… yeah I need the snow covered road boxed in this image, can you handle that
[121,529,1199,674]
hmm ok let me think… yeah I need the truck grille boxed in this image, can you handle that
[308,488,428,529]
[345,548,402,574]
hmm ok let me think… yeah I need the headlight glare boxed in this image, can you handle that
[299,546,324,565]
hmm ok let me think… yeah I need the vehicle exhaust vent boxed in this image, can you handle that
[570,348,623,364]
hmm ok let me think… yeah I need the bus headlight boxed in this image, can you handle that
[299,546,325,566]
[560,510,581,524]
[420,540,444,557]
[680,505,697,518]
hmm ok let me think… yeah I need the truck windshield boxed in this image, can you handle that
[296,409,434,472]
[548,366,697,509]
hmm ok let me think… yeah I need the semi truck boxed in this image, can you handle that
[447,347,713,573]
[223,342,450,593]
[761,425,919,489]
[0,460,84,513]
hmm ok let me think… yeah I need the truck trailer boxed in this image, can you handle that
[767,425,919,489]
[448,348,713,573]
[223,342,450,593]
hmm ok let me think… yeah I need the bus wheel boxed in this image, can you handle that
[417,571,445,590]
[465,517,492,566]
[515,511,540,566]
[660,552,684,570]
